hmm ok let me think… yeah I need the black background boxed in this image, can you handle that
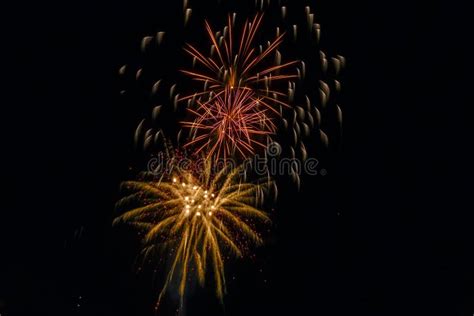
[3,0,473,315]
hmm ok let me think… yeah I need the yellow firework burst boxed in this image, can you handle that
[114,159,271,310]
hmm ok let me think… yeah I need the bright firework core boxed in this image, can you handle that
[173,177,217,217]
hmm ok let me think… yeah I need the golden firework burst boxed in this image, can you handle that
[114,159,271,310]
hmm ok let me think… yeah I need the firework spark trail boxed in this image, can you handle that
[182,87,276,161]
[114,157,271,311]
[180,13,299,110]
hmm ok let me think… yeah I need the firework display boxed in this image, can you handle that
[115,153,271,310]
[114,0,343,313]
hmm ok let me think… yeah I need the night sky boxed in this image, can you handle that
[3,0,473,315]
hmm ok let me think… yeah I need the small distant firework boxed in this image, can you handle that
[182,87,276,161]
[114,157,271,310]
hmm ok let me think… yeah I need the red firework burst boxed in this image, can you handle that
[182,87,276,161]
[180,13,298,109]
